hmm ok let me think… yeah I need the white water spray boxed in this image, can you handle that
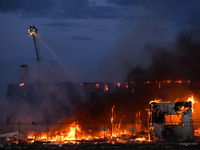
[33,33,67,73]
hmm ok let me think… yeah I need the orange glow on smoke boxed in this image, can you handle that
[117,83,120,88]
[96,83,99,89]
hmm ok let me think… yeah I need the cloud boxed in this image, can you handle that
[106,0,138,6]
[0,0,125,19]
[1,0,200,22]
[66,36,93,41]
[45,21,87,28]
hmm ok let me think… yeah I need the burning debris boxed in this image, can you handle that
[148,97,194,142]
[2,26,200,149]
[5,64,200,146]
[3,83,200,149]
[24,106,147,145]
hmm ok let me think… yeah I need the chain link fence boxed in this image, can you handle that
[0,120,199,144]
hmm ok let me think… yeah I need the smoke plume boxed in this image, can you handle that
[128,27,200,82]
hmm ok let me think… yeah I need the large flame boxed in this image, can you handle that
[26,106,148,144]
[25,94,200,144]
[187,95,197,113]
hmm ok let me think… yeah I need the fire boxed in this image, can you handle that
[111,106,115,124]
[164,114,182,125]
[27,121,83,144]
[135,137,146,142]
[96,83,99,89]
[143,81,151,84]
[104,85,108,91]
[187,95,197,113]
[175,80,182,83]
[27,95,198,144]
[26,106,150,144]
[167,80,171,83]
[135,111,141,133]
[149,99,162,104]
[117,83,120,88]
[64,121,81,141]
[20,83,25,86]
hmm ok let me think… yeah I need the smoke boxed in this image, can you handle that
[71,26,200,130]
[128,26,200,82]
[32,33,81,82]
[0,62,78,125]
[97,17,174,82]
[0,32,85,133]
[34,33,66,72]
[1,24,200,136]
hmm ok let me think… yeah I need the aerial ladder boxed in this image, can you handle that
[27,25,41,62]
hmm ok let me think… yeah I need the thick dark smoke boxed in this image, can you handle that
[71,27,200,131]
[1,27,200,135]
[126,26,200,125]
[128,27,200,82]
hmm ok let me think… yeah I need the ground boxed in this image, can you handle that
[0,142,200,150]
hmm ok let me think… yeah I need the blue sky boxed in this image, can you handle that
[0,0,200,99]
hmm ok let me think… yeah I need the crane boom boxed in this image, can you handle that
[28,25,41,62]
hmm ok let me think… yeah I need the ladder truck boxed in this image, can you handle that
[28,25,41,62]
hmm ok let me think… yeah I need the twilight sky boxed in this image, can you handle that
[0,0,200,99]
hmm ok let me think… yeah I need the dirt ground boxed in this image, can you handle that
[0,142,200,150]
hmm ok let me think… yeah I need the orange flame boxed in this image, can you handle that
[20,83,25,86]
[104,85,108,91]
[187,95,197,113]
[117,83,120,88]
[27,106,149,144]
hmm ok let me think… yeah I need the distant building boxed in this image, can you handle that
[19,65,28,83]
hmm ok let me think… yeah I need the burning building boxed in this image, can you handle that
[4,25,200,145]
[149,101,193,142]
[6,65,136,103]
